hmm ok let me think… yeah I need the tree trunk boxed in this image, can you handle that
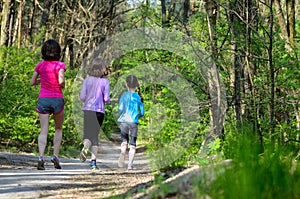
[229,0,243,129]
[182,0,190,23]
[7,0,16,46]
[204,0,222,137]
[204,0,218,58]
[167,0,176,23]
[16,0,24,48]
[199,0,225,156]
[161,0,167,27]
[40,0,53,39]
[1,0,11,46]
[286,0,295,47]
[246,0,263,143]
[28,0,37,38]
[274,0,292,51]
[268,0,275,136]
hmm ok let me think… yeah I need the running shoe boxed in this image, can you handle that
[118,153,125,168]
[80,148,88,162]
[90,160,98,170]
[127,163,133,170]
[37,157,45,170]
[51,156,62,169]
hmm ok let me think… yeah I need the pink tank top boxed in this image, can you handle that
[35,60,66,98]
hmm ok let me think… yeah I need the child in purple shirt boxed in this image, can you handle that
[79,58,110,170]
[30,39,66,170]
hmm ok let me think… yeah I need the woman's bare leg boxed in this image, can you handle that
[53,110,64,157]
[38,113,50,157]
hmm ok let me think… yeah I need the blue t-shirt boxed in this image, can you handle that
[117,91,144,124]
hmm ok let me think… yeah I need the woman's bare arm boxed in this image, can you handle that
[30,71,40,86]
[58,69,65,88]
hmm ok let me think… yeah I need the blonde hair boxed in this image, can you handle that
[87,58,107,77]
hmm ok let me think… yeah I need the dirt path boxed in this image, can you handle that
[0,137,153,199]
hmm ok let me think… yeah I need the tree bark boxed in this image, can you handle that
[286,0,295,47]
[204,0,218,58]
[268,0,275,136]
[161,0,167,27]
[7,0,16,47]
[229,0,244,129]
[198,0,225,155]
[28,0,37,38]
[40,0,53,39]
[182,0,190,23]
[17,0,24,48]
[204,0,222,137]
[274,0,292,50]
[0,0,11,46]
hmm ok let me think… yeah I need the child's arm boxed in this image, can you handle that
[139,99,145,118]
[117,94,124,114]
[30,71,40,86]
[104,81,110,104]
[79,79,87,102]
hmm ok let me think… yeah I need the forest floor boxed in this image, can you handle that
[0,133,199,199]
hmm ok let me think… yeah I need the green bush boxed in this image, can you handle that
[0,47,81,155]
[194,131,300,199]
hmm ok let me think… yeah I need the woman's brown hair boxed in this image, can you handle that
[41,39,61,61]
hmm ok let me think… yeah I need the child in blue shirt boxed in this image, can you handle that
[117,75,144,170]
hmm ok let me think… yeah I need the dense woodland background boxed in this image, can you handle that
[0,0,299,198]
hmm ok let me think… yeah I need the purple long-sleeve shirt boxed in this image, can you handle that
[80,76,110,113]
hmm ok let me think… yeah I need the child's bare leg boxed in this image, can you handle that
[80,139,91,162]
[120,142,127,154]
[128,145,136,169]
[90,145,99,170]
[83,139,92,150]
[118,142,127,167]
[91,145,98,160]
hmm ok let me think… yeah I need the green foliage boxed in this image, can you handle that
[1,2,299,178]
[0,47,81,155]
[194,129,300,199]
[111,49,209,171]
[0,47,41,146]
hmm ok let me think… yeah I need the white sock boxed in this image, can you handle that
[120,142,127,154]
[128,146,136,165]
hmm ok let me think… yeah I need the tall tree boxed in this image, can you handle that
[15,0,24,48]
[203,0,225,142]
[286,0,295,47]
[160,0,177,27]
[268,0,275,136]
[228,0,245,129]
[204,0,217,57]
[0,0,11,46]
[182,0,190,23]
[274,0,295,50]
[40,0,52,28]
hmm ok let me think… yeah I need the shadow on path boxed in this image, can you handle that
[0,135,151,199]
